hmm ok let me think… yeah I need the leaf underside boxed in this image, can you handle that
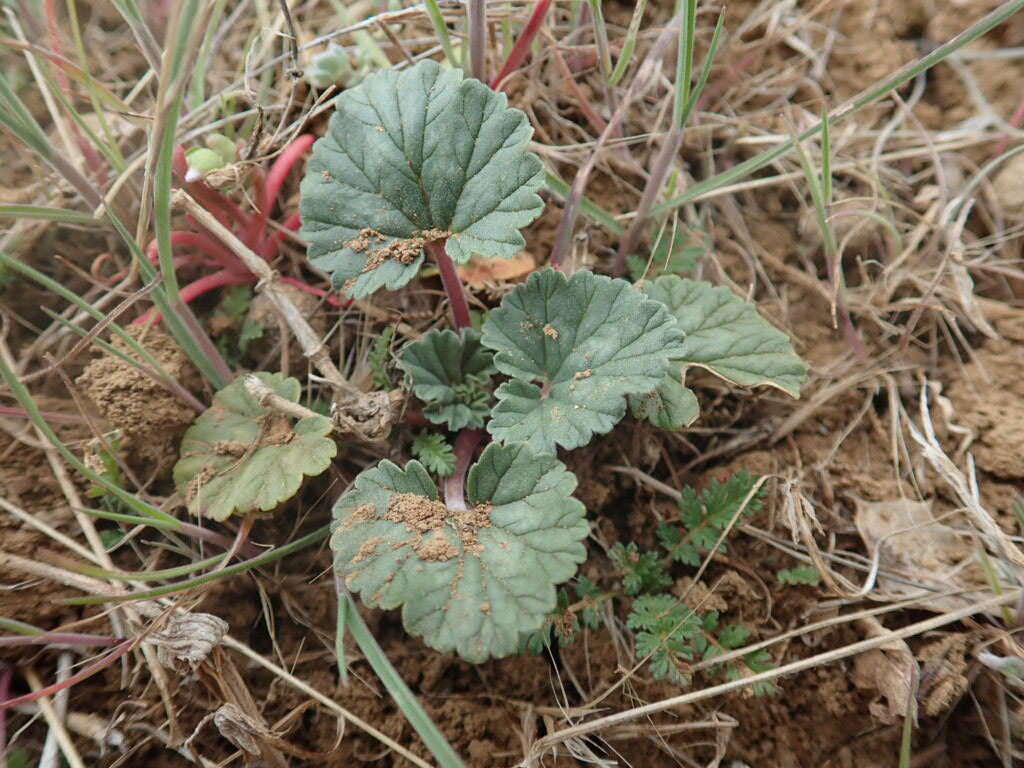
[331,442,588,662]
[628,366,699,430]
[173,373,337,521]
[300,59,544,298]
[481,268,684,452]
[398,328,495,430]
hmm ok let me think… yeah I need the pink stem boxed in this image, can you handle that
[0,641,134,708]
[132,270,254,325]
[0,664,10,755]
[427,240,472,329]
[0,405,86,424]
[491,0,552,90]
[255,134,316,244]
[147,231,240,270]
[444,429,486,511]
[994,97,1024,157]
[278,276,346,307]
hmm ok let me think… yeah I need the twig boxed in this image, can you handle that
[243,374,322,422]
[27,663,82,768]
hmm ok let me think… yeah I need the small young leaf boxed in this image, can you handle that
[661,472,764,564]
[331,442,589,662]
[627,594,702,685]
[575,575,604,630]
[482,269,684,452]
[628,366,699,429]
[368,326,396,389]
[301,59,544,298]
[643,276,808,396]
[399,328,495,430]
[609,542,671,595]
[410,431,456,477]
[173,373,337,520]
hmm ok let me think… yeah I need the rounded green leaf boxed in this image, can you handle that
[300,59,544,298]
[480,268,684,452]
[643,276,808,396]
[173,373,337,521]
[331,442,588,662]
[398,328,495,430]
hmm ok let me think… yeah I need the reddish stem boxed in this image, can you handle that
[173,146,253,231]
[444,429,486,511]
[132,270,253,325]
[427,240,472,329]
[255,134,316,244]
[147,230,241,271]
[0,640,134,708]
[491,0,552,90]
[0,664,10,755]
[0,405,86,424]
[994,98,1024,157]
[278,276,345,307]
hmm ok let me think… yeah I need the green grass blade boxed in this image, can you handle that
[76,552,227,582]
[545,169,624,235]
[341,592,466,767]
[672,0,696,127]
[586,0,613,80]
[820,107,832,202]
[609,0,648,86]
[0,206,96,224]
[677,10,724,129]
[62,524,332,605]
[1,252,179,383]
[76,507,183,531]
[653,0,1024,216]
[423,0,460,68]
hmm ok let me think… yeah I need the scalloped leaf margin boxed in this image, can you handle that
[330,442,588,662]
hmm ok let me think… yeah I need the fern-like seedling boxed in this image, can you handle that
[658,472,765,566]
[627,595,704,684]
[410,432,456,477]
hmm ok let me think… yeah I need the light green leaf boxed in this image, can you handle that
[173,373,337,521]
[628,366,699,429]
[300,59,544,298]
[410,431,456,477]
[398,328,495,430]
[481,268,684,452]
[331,442,589,662]
[644,276,807,396]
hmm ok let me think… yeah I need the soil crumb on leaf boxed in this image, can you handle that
[349,227,450,273]
[384,492,493,557]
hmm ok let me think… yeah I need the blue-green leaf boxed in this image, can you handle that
[331,442,588,662]
[300,59,544,298]
[481,268,684,452]
[399,328,495,430]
